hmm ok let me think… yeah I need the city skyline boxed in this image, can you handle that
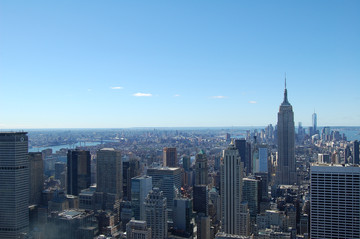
[1,1,359,128]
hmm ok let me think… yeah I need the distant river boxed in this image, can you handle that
[29,141,116,152]
[335,128,360,141]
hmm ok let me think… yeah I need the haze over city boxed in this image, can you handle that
[1,1,359,128]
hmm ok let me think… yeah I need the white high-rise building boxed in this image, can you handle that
[145,188,168,239]
[310,164,360,239]
[221,140,244,235]
[0,132,29,238]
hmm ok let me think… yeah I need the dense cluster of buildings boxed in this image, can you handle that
[0,84,360,238]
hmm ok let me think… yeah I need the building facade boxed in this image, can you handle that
[126,220,151,239]
[310,164,360,239]
[147,166,181,220]
[145,188,168,239]
[67,149,91,196]
[0,132,29,238]
[221,141,244,235]
[29,152,44,205]
[163,147,177,167]
[276,82,296,185]
[96,148,122,210]
[131,175,153,220]
[195,150,208,185]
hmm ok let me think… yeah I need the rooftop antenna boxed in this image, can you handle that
[285,73,287,89]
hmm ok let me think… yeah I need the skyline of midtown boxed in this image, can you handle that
[1,1,359,128]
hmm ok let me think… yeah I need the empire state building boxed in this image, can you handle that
[276,81,296,185]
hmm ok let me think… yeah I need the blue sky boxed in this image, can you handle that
[0,1,359,128]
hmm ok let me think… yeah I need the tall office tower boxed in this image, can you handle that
[310,164,360,239]
[252,142,259,174]
[193,185,209,215]
[126,220,152,239]
[96,148,122,210]
[163,147,177,167]
[246,142,252,174]
[221,141,244,235]
[196,213,211,239]
[145,188,168,239]
[312,111,317,134]
[29,152,44,205]
[123,157,140,201]
[234,139,247,173]
[308,126,314,137]
[321,126,331,141]
[239,202,250,236]
[353,140,359,164]
[67,149,91,196]
[0,132,29,238]
[258,145,268,173]
[195,150,208,185]
[242,177,261,221]
[55,162,66,189]
[344,145,351,164]
[254,172,269,201]
[131,175,152,220]
[173,198,193,234]
[182,156,191,171]
[147,167,181,220]
[276,81,296,185]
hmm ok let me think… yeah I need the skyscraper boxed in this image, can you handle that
[163,147,177,167]
[96,148,122,209]
[145,188,168,239]
[242,177,261,221]
[131,175,152,220]
[29,152,44,205]
[258,145,268,173]
[195,150,208,185]
[0,132,29,238]
[276,80,296,185]
[353,140,359,164]
[67,149,91,196]
[123,157,140,201]
[147,167,181,220]
[312,111,317,134]
[173,198,193,235]
[310,164,360,239]
[193,185,209,216]
[221,140,244,235]
[182,156,191,171]
[234,139,250,174]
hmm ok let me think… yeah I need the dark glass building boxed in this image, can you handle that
[67,150,91,196]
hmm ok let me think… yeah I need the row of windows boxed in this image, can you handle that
[0,225,27,231]
[0,166,28,170]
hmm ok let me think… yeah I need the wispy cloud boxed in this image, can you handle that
[110,86,124,90]
[249,101,257,104]
[174,94,180,97]
[212,95,226,99]
[87,89,92,92]
[133,93,153,97]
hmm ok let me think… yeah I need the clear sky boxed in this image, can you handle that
[1,1,359,128]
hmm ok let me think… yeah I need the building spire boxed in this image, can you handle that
[282,74,289,105]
